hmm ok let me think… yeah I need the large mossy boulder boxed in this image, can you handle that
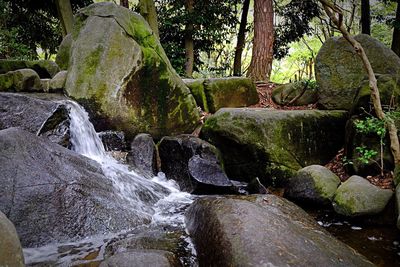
[333,176,393,217]
[185,195,374,267]
[0,211,25,267]
[58,2,199,139]
[0,128,167,247]
[183,77,259,113]
[272,81,318,106]
[0,69,42,92]
[315,34,400,110]
[0,59,60,78]
[0,92,71,147]
[285,165,340,205]
[200,108,347,185]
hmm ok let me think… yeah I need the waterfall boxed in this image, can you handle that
[65,100,193,225]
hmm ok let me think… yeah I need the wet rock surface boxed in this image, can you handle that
[159,135,232,194]
[0,128,165,247]
[186,195,375,267]
[126,133,158,178]
[100,249,181,267]
[99,131,127,151]
[0,92,71,147]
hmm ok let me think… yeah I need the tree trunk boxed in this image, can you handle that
[361,0,371,35]
[233,0,251,76]
[120,0,129,8]
[247,0,274,82]
[139,0,159,38]
[319,0,400,168]
[55,0,74,36]
[392,0,400,56]
[184,0,195,78]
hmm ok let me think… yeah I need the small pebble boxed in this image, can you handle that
[351,226,362,230]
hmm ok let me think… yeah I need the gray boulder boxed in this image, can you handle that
[59,2,199,139]
[315,34,400,110]
[0,59,60,78]
[185,195,374,267]
[183,77,259,113]
[99,131,127,151]
[200,108,347,186]
[158,135,232,194]
[333,175,393,216]
[0,92,71,147]
[272,81,318,106]
[100,250,181,267]
[0,211,24,267]
[285,165,340,205]
[127,133,158,177]
[0,128,167,247]
[49,70,67,92]
[0,69,42,92]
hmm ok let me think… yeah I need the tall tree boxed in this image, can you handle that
[247,0,274,82]
[120,0,129,8]
[392,0,400,56]
[139,0,159,37]
[233,0,250,76]
[55,0,74,36]
[184,0,195,77]
[361,0,371,34]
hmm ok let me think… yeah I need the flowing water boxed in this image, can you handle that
[23,100,196,266]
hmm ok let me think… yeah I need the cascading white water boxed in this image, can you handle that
[65,100,193,225]
[23,100,195,265]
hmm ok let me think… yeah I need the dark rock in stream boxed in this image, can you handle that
[0,128,167,247]
[0,92,71,147]
[185,195,375,267]
[126,133,158,178]
[100,249,181,267]
[99,130,127,151]
[159,135,233,194]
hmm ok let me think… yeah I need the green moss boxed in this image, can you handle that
[0,73,14,91]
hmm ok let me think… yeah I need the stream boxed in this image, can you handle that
[22,100,400,266]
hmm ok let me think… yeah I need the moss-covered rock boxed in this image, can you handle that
[285,165,340,205]
[200,108,347,185]
[183,77,259,113]
[352,74,400,114]
[316,34,400,110]
[182,78,208,112]
[0,59,60,78]
[0,69,42,92]
[49,70,67,92]
[333,175,393,217]
[61,2,199,139]
[272,81,318,106]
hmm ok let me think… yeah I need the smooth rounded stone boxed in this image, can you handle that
[99,131,127,151]
[285,165,340,205]
[0,59,60,78]
[61,2,199,139]
[333,175,393,217]
[0,92,71,147]
[0,128,167,247]
[272,81,318,106]
[185,195,374,267]
[126,133,158,178]
[200,108,347,186]
[0,211,25,267]
[158,135,231,194]
[0,69,42,92]
[315,34,400,110]
[40,79,50,92]
[203,77,259,113]
[49,70,67,92]
[100,249,181,267]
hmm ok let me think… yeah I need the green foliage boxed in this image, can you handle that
[0,0,92,60]
[155,0,238,75]
[354,116,386,138]
[355,146,378,164]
